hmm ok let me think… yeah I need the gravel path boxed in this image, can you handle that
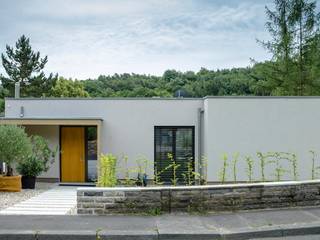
[0,182,57,210]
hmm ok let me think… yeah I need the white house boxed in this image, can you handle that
[1,97,320,184]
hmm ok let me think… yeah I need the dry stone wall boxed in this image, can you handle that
[77,180,320,215]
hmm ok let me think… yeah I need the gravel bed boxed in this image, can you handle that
[0,182,57,210]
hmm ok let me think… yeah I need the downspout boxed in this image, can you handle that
[197,107,204,183]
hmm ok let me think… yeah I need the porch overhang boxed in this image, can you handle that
[0,117,103,126]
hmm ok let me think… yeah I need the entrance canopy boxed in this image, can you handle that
[0,117,103,126]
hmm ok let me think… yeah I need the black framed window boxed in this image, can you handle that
[154,126,195,184]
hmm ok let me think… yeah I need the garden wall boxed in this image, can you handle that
[77,180,320,215]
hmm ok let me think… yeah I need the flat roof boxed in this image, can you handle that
[0,117,103,125]
[5,96,320,101]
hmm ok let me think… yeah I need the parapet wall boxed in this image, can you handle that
[77,180,320,215]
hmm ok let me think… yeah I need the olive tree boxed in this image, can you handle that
[0,125,32,176]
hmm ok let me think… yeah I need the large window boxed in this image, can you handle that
[154,126,194,184]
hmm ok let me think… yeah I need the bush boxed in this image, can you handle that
[0,125,32,175]
[97,154,117,187]
[16,135,56,177]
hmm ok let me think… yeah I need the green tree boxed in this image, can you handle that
[0,82,9,114]
[51,77,89,97]
[1,35,57,97]
[259,0,296,95]
[290,0,320,95]
[0,125,32,176]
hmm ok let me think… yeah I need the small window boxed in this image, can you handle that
[86,127,97,182]
[154,126,195,184]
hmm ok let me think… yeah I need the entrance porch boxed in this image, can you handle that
[0,118,102,183]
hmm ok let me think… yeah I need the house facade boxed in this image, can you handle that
[2,97,320,183]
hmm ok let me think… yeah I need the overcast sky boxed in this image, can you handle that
[0,0,277,79]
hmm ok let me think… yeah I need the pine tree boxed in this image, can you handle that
[290,0,320,95]
[1,35,57,97]
[259,0,296,95]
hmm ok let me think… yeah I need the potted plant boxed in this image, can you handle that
[0,125,32,192]
[17,135,56,189]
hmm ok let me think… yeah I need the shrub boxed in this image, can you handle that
[0,125,32,176]
[97,153,117,187]
[16,135,56,177]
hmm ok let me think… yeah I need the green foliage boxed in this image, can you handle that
[135,155,150,185]
[0,125,32,174]
[257,152,275,181]
[199,156,208,185]
[16,135,56,177]
[279,152,299,180]
[168,153,180,186]
[245,156,254,182]
[310,150,320,180]
[273,152,287,181]
[0,84,9,114]
[97,154,117,187]
[119,155,135,186]
[1,35,57,97]
[51,77,89,97]
[256,0,320,96]
[182,157,198,186]
[16,155,44,177]
[232,152,239,182]
[218,154,228,183]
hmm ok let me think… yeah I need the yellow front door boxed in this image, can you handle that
[61,127,85,182]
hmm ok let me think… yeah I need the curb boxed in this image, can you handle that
[1,225,320,240]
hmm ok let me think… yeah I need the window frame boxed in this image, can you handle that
[154,126,195,184]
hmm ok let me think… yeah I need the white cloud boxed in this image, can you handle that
[0,0,272,79]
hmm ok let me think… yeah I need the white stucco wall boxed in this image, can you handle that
[5,99,203,179]
[203,97,320,182]
[24,125,60,179]
[5,97,320,182]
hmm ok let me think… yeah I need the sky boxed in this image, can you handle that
[0,0,277,79]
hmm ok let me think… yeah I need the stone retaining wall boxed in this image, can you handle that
[77,180,320,215]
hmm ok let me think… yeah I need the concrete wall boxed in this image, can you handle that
[5,98,203,179]
[203,97,320,181]
[24,125,59,179]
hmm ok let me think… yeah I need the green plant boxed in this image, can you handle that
[17,135,56,177]
[0,125,32,176]
[135,155,150,186]
[199,155,208,185]
[273,152,287,181]
[310,150,320,180]
[119,155,135,186]
[257,152,274,181]
[182,157,197,186]
[97,153,117,187]
[232,152,239,182]
[154,165,164,185]
[96,228,102,240]
[245,155,254,182]
[168,153,180,186]
[218,153,228,183]
[280,152,298,181]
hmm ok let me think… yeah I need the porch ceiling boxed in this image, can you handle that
[0,118,103,126]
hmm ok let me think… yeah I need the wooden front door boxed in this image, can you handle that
[61,127,85,182]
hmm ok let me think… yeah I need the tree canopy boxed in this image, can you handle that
[1,35,57,97]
